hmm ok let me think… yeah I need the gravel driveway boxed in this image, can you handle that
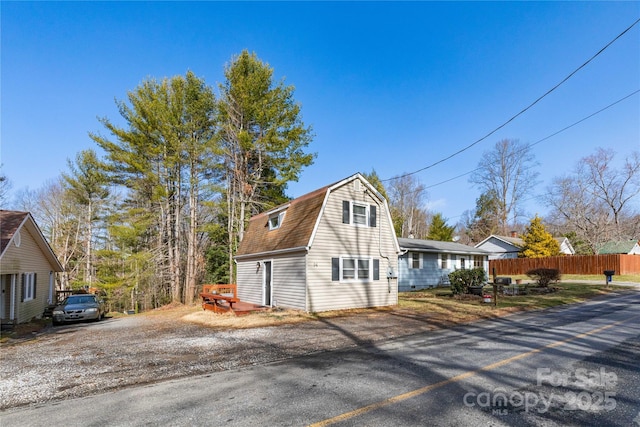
[0,308,442,410]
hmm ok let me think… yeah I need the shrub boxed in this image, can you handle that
[448,268,487,295]
[526,268,561,287]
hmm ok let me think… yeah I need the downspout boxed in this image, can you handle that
[369,193,393,294]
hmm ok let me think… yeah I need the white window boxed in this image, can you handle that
[268,211,286,230]
[352,203,368,226]
[23,273,36,302]
[335,257,374,282]
[410,252,422,269]
[342,201,377,228]
[473,255,484,268]
[441,254,448,269]
[460,258,466,270]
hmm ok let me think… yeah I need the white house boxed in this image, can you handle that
[235,174,400,312]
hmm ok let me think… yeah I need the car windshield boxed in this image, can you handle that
[65,295,96,304]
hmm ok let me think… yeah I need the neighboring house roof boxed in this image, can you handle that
[399,237,490,256]
[597,240,640,255]
[475,235,523,251]
[236,173,399,259]
[0,210,64,271]
[475,234,574,255]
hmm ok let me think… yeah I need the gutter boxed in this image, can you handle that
[234,246,310,261]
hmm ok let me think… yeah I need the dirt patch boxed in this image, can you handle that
[0,287,630,410]
[0,305,448,409]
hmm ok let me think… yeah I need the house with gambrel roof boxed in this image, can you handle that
[0,210,63,324]
[235,173,400,312]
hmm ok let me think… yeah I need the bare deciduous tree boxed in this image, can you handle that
[545,148,640,253]
[469,139,539,234]
[387,174,429,238]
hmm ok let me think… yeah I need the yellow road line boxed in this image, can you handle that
[308,314,639,427]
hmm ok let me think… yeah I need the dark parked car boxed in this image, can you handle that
[52,294,106,325]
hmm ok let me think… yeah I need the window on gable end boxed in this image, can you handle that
[333,256,375,282]
[352,202,368,226]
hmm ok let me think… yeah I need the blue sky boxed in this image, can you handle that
[2,1,639,225]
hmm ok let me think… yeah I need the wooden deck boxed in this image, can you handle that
[199,284,267,316]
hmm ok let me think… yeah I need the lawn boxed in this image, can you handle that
[398,281,632,324]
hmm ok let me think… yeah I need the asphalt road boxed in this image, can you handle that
[3,291,639,427]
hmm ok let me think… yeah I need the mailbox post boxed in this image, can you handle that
[603,270,615,288]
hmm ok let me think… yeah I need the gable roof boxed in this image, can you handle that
[0,210,29,255]
[236,173,398,259]
[475,235,524,250]
[0,210,64,271]
[399,237,490,255]
[597,240,640,255]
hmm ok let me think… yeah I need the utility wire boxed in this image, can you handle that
[393,88,639,219]
[383,17,640,182]
[423,89,640,190]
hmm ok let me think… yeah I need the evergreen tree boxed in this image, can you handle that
[427,213,455,241]
[218,50,314,282]
[520,215,560,258]
[62,149,111,287]
[91,71,218,303]
[361,169,389,201]
[463,190,500,243]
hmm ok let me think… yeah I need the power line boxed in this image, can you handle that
[383,17,640,182]
[423,89,640,190]
[430,89,639,222]
[395,88,638,220]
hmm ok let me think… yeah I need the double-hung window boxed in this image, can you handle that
[342,201,377,227]
[473,255,484,268]
[410,252,422,269]
[332,257,379,282]
[441,254,448,269]
[352,203,368,226]
[22,273,36,302]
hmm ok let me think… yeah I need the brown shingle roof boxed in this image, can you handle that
[0,210,29,255]
[236,185,329,257]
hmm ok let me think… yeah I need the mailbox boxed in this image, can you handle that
[494,277,512,285]
[603,270,615,283]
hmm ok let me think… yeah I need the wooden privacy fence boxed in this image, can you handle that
[489,254,640,276]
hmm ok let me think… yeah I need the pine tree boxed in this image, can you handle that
[427,213,455,241]
[520,215,560,258]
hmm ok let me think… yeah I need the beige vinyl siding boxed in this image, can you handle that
[271,254,306,310]
[236,260,263,305]
[306,181,398,312]
[0,227,54,323]
[236,252,307,310]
